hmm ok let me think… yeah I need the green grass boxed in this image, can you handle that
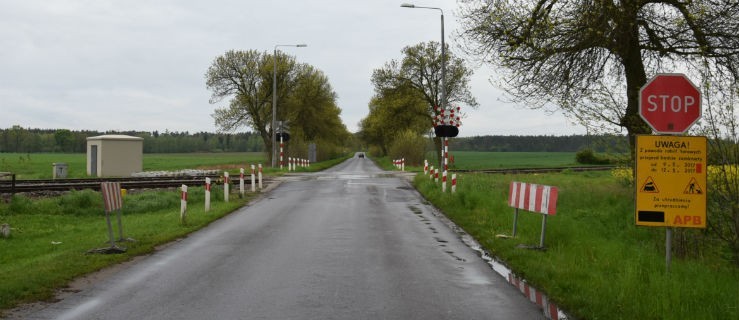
[0,187,253,312]
[444,151,580,169]
[0,152,266,179]
[414,171,739,319]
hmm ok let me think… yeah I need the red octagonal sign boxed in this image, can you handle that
[639,73,701,134]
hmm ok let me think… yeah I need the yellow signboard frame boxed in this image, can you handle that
[635,135,707,228]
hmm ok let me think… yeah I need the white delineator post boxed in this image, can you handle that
[442,170,447,192]
[180,184,188,224]
[401,158,405,171]
[224,172,230,202]
[250,164,256,192]
[258,164,263,189]
[424,159,428,175]
[451,174,457,193]
[205,177,211,212]
[239,168,245,197]
[434,168,439,183]
[429,166,434,179]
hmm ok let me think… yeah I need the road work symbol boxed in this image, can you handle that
[640,177,659,193]
[684,177,703,194]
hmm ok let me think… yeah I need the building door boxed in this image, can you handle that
[91,145,98,176]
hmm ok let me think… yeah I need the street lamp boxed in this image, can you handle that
[400,3,445,114]
[272,44,307,168]
[401,3,448,171]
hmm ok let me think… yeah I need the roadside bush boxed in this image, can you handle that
[575,148,612,164]
[388,130,427,166]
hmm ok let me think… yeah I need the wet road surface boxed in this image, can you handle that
[18,155,542,319]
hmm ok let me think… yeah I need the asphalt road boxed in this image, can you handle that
[19,155,542,320]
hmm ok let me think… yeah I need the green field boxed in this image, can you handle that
[0,152,267,179]
[433,151,581,170]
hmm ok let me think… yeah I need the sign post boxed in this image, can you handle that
[637,73,705,272]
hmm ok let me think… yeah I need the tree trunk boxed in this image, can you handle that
[618,15,652,162]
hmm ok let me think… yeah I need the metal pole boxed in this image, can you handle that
[540,215,548,248]
[666,228,673,273]
[440,11,446,172]
[512,208,519,237]
[272,47,278,168]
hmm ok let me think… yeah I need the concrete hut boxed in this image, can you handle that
[86,135,144,177]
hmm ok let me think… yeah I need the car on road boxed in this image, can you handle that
[358,153,365,158]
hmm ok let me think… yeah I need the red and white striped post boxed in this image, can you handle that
[100,182,123,248]
[279,136,284,170]
[205,177,211,212]
[442,170,447,192]
[250,164,256,192]
[180,184,188,225]
[451,174,457,193]
[401,158,405,171]
[258,164,263,189]
[223,172,230,202]
[423,159,429,175]
[434,168,439,183]
[429,166,434,180]
[239,168,245,197]
[446,149,449,172]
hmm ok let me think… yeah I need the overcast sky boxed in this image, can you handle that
[0,0,586,137]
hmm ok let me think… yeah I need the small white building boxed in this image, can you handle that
[86,135,144,177]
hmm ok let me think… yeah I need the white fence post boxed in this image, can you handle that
[224,172,230,202]
[180,184,188,224]
[250,164,256,192]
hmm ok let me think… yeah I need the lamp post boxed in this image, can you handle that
[401,3,448,171]
[272,44,307,168]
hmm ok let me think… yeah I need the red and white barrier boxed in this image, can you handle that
[423,159,429,175]
[451,174,457,193]
[507,181,559,248]
[508,273,560,320]
[224,172,230,202]
[250,164,256,192]
[205,177,211,212]
[180,184,188,224]
[434,168,439,183]
[429,166,434,180]
[258,164,263,189]
[508,182,558,215]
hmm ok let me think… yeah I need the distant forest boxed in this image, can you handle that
[452,134,629,153]
[0,126,628,154]
[0,126,264,153]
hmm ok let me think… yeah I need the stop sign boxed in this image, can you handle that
[639,73,701,134]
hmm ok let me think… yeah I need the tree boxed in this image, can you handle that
[372,41,478,125]
[367,42,477,163]
[458,0,739,149]
[359,86,429,156]
[285,65,349,144]
[206,50,300,162]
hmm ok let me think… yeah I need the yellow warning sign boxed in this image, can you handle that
[640,177,659,193]
[683,177,703,194]
[635,135,707,228]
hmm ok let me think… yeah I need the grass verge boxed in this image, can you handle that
[413,171,739,320]
[0,186,253,313]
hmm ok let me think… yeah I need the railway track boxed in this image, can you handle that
[0,175,265,194]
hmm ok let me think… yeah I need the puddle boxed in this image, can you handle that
[416,202,568,319]
[459,232,568,320]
